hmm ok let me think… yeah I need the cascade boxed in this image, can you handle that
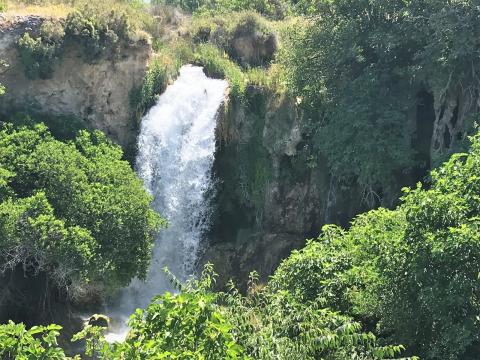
[106,65,228,340]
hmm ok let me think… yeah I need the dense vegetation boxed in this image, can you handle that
[3,0,480,359]
[0,266,410,359]
[5,121,480,359]
[271,133,480,359]
[0,125,163,321]
[153,0,289,18]
[279,0,480,203]
[16,7,145,79]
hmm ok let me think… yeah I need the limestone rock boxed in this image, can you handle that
[0,15,152,150]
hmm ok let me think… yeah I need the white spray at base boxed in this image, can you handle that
[105,65,228,342]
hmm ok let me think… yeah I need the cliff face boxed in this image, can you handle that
[203,88,367,287]
[0,15,151,150]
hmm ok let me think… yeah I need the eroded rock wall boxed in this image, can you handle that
[203,88,365,287]
[0,15,151,150]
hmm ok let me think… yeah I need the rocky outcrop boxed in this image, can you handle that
[228,28,277,67]
[0,15,152,150]
[202,88,366,287]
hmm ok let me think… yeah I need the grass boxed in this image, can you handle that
[4,1,154,31]
[5,0,288,104]
[3,2,72,17]
[246,64,286,93]
[193,43,247,98]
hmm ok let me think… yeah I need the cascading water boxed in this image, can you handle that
[106,65,227,340]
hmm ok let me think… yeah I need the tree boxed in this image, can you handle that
[271,133,480,359]
[0,125,164,316]
[279,0,480,204]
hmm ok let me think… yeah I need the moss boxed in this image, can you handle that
[227,93,273,217]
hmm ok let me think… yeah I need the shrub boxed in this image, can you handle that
[130,43,192,117]
[221,273,409,360]
[16,19,65,79]
[0,125,164,306]
[73,266,247,359]
[65,8,132,62]
[155,0,289,18]
[194,44,246,98]
[7,112,88,141]
[16,7,140,78]
[0,322,68,360]
[191,12,277,68]
[270,133,480,359]
[42,266,411,359]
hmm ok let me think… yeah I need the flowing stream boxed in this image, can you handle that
[105,65,228,341]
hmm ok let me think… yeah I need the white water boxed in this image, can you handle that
[105,65,227,341]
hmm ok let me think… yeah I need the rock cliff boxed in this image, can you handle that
[203,87,367,287]
[0,15,151,150]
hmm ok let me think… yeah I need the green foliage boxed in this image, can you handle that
[0,125,163,299]
[271,133,480,359]
[16,7,139,78]
[3,265,410,359]
[0,322,70,360]
[191,11,277,67]
[222,272,408,360]
[0,59,8,96]
[65,7,133,62]
[0,192,98,291]
[72,324,107,358]
[194,44,246,98]
[279,6,417,194]
[271,209,407,322]
[73,266,247,359]
[384,139,480,359]
[130,47,187,116]
[7,112,88,141]
[278,0,480,198]
[16,20,64,79]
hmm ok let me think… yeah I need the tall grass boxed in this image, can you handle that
[193,44,246,98]
[5,0,153,30]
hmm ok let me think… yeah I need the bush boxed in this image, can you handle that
[7,112,88,141]
[0,125,164,307]
[278,0,480,200]
[4,266,410,359]
[16,19,65,79]
[270,133,480,359]
[0,322,67,360]
[16,7,140,78]
[130,47,186,116]
[191,12,277,68]
[65,8,132,62]
[194,44,246,99]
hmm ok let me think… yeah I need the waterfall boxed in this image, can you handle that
[106,65,227,340]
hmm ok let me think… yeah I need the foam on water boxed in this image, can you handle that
[105,65,227,340]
